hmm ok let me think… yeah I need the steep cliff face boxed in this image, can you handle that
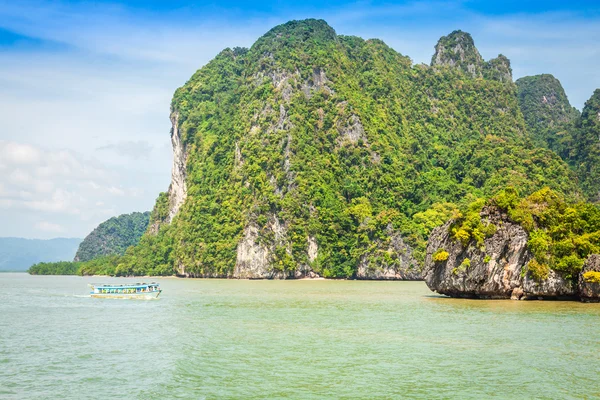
[423,208,534,299]
[484,55,512,83]
[579,255,600,302]
[424,204,598,301]
[167,110,188,223]
[233,215,317,279]
[356,228,421,280]
[431,30,484,78]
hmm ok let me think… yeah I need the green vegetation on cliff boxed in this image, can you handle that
[516,76,600,204]
[452,187,600,280]
[74,212,150,262]
[572,90,600,202]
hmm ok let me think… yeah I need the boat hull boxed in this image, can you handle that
[90,290,161,299]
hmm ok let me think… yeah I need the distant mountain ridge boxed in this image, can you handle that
[0,237,81,271]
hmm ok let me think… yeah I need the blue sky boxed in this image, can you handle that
[0,0,599,239]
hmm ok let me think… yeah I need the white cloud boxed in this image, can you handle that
[97,140,154,160]
[0,199,13,209]
[34,221,64,233]
[107,186,125,196]
[0,141,41,165]
[0,140,154,237]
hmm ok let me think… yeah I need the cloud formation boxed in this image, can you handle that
[97,140,154,160]
[0,140,148,238]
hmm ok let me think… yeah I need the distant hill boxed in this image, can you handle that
[0,237,82,271]
[516,74,580,157]
[74,211,150,262]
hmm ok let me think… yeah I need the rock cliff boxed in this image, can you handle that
[515,74,579,153]
[579,255,600,302]
[431,31,512,82]
[424,206,598,301]
[167,110,188,223]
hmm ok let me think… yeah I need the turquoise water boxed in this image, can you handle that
[1,273,599,399]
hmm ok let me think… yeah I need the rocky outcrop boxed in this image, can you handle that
[484,55,512,83]
[338,114,367,145]
[522,269,576,299]
[233,216,319,279]
[432,31,513,83]
[167,110,187,223]
[301,67,334,98]
[356,230,421,280]
[431,30,484,78]
[579,255,600,302]
[423,207,532,299]
[423,206,587,300]
[234,222,277,279]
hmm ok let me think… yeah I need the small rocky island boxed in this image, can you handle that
[423,189,600,302]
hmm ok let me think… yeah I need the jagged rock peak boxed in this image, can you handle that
[432,31,513,82]
[431,30,483,77]
[485,54,512,82]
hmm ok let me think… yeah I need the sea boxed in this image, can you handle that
[1,273,599,399]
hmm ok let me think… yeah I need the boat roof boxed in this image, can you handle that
[92,282,159,288]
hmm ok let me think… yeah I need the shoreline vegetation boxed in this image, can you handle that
[26,273,329,280]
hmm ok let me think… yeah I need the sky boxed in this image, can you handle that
[0,0,599,239]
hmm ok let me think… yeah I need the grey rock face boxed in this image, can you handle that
[234,221,279,279]
[338,114,367,144]
[432,31,513,84]
[233,216,319,279]
[356,229,421,280]
[423,213,531,299]
[579,254,600,302]
[431,30,484,78]
[167,110,188,224]
[484,54,513,83]
[522,270,576,299]
[423,207,582,300]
